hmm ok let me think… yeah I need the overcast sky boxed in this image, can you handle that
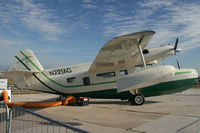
[0,0,200,73]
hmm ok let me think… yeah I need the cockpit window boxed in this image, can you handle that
[143,49,149,54]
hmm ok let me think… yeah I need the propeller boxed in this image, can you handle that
[176,56,181,69]
[174,38,178,50]
[173,38,181,53]
[173,38,181,69]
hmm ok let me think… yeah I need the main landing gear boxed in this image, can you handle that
[129,89,145,105]
[130,94,145,105]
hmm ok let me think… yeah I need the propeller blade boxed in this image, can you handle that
[174,38,179,50]
[176,56,181,69]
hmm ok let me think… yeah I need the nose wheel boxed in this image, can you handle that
[130,94,145,105]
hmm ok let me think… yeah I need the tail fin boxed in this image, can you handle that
[11,49,44,72]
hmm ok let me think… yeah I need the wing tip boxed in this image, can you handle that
[115,30,155,39]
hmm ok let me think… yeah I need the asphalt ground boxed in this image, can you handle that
[11,88,200,133]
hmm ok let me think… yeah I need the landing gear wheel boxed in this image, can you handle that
[133,94,145,105]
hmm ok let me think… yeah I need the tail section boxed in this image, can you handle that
[11,49,44,72]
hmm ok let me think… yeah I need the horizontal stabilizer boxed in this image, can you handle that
[1,70,39,79]
[117,65,175,93]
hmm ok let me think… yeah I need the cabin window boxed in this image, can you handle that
[96,72,116,79]
[120,70,128,76]
[143,49,149,54]
[83,77,90,86]
[67,77,76,83]
[134,66,143,71]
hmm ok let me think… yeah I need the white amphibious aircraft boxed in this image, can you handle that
[5,31,198,105]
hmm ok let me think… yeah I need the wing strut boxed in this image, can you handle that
[137,35,146,67]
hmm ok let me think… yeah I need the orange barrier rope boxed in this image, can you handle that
[1,90,76,108]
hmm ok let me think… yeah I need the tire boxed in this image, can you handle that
[133,94,145,105]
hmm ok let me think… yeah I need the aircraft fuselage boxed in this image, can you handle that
[18,62,198,99]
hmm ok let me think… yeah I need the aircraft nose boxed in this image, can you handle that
[192,69,198,78]
[186,68,199,78]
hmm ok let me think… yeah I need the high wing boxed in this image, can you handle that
[89,31,155,72]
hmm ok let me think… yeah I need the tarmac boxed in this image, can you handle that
[12,88,200,133]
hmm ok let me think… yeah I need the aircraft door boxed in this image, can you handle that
[83,77,90,86]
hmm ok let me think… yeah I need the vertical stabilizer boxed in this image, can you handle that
[11,49,44,72]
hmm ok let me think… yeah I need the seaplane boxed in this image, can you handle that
[3,31,198,105]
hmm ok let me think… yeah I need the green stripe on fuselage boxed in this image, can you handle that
[15,55,64,95]
[175,71,196,75]
[20,51,116,88]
